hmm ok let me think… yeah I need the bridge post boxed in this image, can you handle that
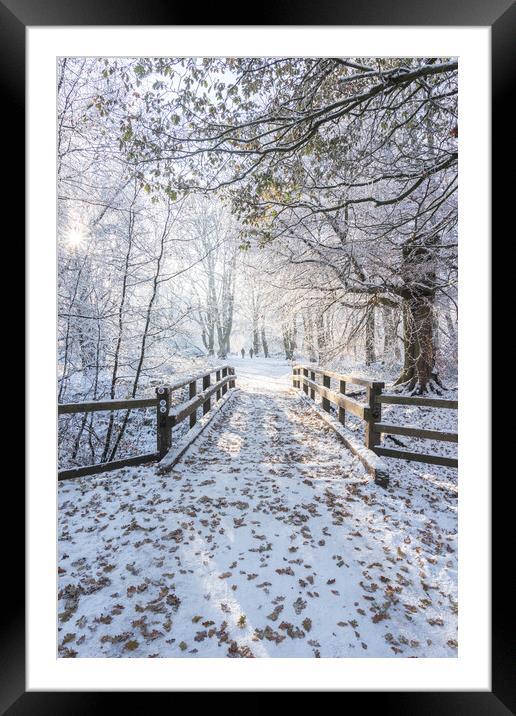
[322,374,331,412]
[303,368,309,395]
[156,386,171,459]
[216,370,221,400]
[338,379,346,425]
[310,370,316,400]
[222,367,228,395]
[203,373,211,415]
[189,380,197,428]
[364,381,384,450]
[229,367,235,389]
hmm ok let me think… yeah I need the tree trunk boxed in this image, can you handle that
[381,305,397,362]
[200,311,215,355]
[317,313,326,364]
[282,318,297,360]
[365,305,375,365]
[394,239,444,393]
[108,200,172,462]
[445,311,458,364]
[101,205,135,463]
[303,314,317,362]
[261,322,269,358]
[394,292,443,393]
[283,334,294,360]
[253,325,260,356]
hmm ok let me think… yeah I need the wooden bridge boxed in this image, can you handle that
[58,359,458,658]
[58,362,457,486]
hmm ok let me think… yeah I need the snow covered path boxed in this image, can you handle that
[58,358,458,658]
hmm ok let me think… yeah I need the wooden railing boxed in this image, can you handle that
[292,364,457,481]
[58,365,237,480]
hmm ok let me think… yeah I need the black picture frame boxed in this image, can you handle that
[7,0,509,710]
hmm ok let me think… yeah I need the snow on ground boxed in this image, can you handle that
[58,357,458,658]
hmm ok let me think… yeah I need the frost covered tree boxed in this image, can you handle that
[181,196,239,359]
[60,56,458,403]
[103,56,457,392]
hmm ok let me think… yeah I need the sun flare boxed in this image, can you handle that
[65,226,88,249]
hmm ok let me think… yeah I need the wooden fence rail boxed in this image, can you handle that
[58,365,237,480]
[57,397,157,414]
[292,364,458,483]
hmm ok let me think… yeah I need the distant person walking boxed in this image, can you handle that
[249,347,254,359]
[241,348,245,358]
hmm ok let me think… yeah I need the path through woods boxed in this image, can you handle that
[58,358,458,658]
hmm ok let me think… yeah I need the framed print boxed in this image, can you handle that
[7,0,510,708]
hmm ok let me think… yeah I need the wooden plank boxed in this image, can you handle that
[293,365,377,388]
[378,394,458,409]
[334,374,375,388]
[167,364,232,392]
[171,389,209,425]
[58,397,157,415]
[338,379,346,426]
[169,375,233,424]
[300,376,369,420]
[365,382,383,450]
[158,389,237,474]
[305,377,368,419]
[322,374,331,412]
[156,386,171,458]
[189,380,197,428]
[374,446,458,468]
[303,368,309,395]
[376,423,458,442]
[58,452,159,481]
[202,374,211,415]
[298,394,389,487]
